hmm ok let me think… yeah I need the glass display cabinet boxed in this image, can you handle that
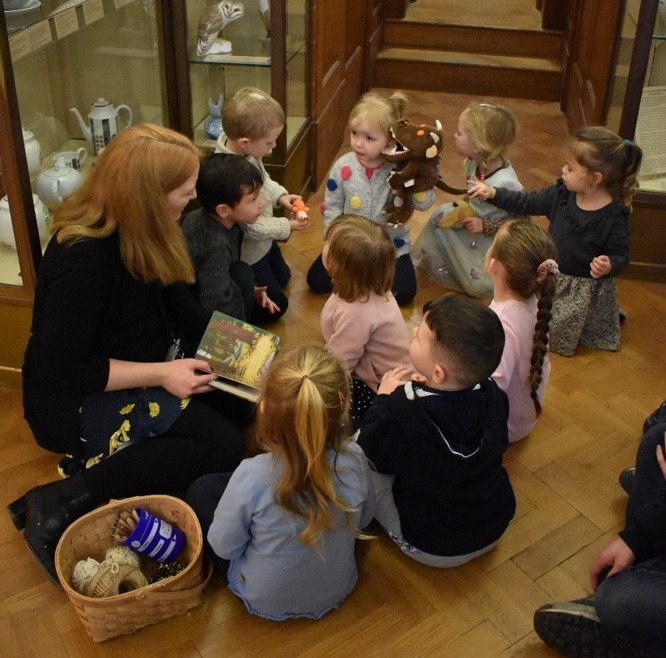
[0,0,313,382]
[174,0,311,191]
[0,0,172,383]
[606,0,666,280]
[0,0,170,296]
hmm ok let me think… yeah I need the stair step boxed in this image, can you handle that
[383,21,562,59]
[375,48,561,101]
[378,47,560,72]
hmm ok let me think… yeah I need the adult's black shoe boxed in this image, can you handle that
[22,472,95,585]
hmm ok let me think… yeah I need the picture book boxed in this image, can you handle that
[195,311,281,403]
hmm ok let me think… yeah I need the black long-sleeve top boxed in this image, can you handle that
[493,179,630,278]
[22,232,209,454]
[357,379,516,556]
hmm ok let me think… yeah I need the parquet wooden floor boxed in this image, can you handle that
[2,43,666,658]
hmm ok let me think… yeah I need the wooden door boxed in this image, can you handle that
[311,1,370,185]
[563,0,625,130]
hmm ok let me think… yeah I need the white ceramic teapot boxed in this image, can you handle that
[23,127,42,177]
[35,156,83,209]
[0,194,50,249]
[70,98,133,155]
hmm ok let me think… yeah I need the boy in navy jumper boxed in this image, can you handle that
[358,293,515,567]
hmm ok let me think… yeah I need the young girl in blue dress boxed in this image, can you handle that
[186,345,375,620]
[469,126,643,356]
[413,102,522,299]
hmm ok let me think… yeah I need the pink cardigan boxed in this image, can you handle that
[321,292,412,391]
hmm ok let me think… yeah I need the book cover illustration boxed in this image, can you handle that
[196,311,280,399]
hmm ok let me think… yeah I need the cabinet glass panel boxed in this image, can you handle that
[0,156,24,286]
[285,0,307,147]
[607,0,666,194]
[6,0,167,218]
[634,2,666,193]
[606,0,641,134]
[187,0,308,153]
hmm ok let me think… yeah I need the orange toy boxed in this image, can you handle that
[292,198,310,220]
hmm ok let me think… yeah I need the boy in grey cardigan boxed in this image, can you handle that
[215,87,309,306]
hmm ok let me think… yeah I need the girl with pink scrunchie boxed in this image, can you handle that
[485,219,559,442]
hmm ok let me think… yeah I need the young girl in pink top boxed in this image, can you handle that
[321,214,412,429]
[485,219,559,442]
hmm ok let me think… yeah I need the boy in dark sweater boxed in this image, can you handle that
[181,153,285,325]
[357,293,515,567]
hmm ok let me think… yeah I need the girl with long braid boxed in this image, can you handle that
[485,220,559,442]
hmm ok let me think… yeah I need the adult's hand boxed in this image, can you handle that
[589,535,636,591]
[160,358,217,398]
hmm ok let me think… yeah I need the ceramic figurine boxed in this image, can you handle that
[204,94,224,139]
[22,127,42,177]
[257,0,270,37]
[197,1,245,56]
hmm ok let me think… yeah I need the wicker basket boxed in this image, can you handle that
[55,495,212,642]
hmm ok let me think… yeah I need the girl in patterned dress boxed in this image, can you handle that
[413,102,522,298]
[469,126,643,356]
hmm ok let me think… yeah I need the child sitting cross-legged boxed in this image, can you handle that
[216,86,310,312]
[181,152,283,325]
[320,214,412,430]
[357,293,516,567]
[186,345,375,620]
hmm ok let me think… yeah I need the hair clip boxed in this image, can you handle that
[536,258,559,284]
[624,138,632,148]
[479,103,497,109]
[338,390,345,409]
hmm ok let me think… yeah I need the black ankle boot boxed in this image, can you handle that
[22,472,96,585]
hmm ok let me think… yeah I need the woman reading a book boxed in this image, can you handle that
[8,125,246,583]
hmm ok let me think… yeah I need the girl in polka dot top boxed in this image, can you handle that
[307,91,433,305]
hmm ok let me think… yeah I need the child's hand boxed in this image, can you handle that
[656,431,666,481]
[253,286,281,314]
[590,255,612,279]
[278,194,301,211]
[467,177,495,200]
[462,216,484,233]
[378,366,412,396]
[289,215,311,231]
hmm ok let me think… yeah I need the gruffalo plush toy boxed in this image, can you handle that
[383,118,466,225]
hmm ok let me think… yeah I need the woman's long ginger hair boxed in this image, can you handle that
[256,345,356,550]
[52,124,200,285]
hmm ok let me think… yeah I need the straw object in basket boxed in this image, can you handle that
[55,495,212,643]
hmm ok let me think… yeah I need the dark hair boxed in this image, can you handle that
[195,153,263,213]
[568,126,643,208]
[423,294,505,388]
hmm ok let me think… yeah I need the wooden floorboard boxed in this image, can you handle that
[2,45,666,658]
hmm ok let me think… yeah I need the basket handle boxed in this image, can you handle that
[132,562,213,603]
